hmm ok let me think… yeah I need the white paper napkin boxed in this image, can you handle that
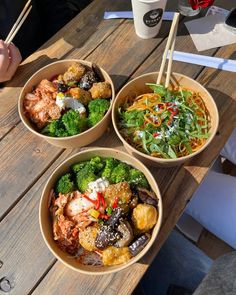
[104,11,174,21]
[206,5,229,17]
[185,14,236,52]
[167,50,236,72]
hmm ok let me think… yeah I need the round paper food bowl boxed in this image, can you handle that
[112,72,219,167]
[18,59,115,148]
[39,148,163,275]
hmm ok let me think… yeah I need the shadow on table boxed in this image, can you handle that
[110,74,129,92]
[4,55,58,88]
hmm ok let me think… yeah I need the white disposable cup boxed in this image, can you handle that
[131,0,167,39]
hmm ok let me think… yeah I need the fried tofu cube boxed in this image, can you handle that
[89,82,112,99]
[79,226,98,252]
[132,204,157,232]
[63,63,86,83]
[104,182,132,207]
[102,246,131,266]
[69,87,92,105]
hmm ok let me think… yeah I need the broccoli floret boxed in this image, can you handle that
[88,98,110,114]
[76,165,96,192]
[128,169,149,189]
[62,109,87,136]
[89,156,104,174]
[101,157,119,181]
[71,162,89,173]
[42,120,69,137]
[87,99,110,127]
[110,162,130,183]
[55,173,75,194]
[87,113,103,127]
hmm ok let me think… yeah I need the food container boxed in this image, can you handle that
[39,148,163,274]
[18,59,115,148]
[112,72,219,167]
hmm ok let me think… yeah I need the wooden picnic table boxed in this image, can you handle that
[0,0,236,294]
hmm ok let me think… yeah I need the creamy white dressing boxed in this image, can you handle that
[87,177,109,192]
[55,93,86,114]
[149,114,159,121]
[136,131,145,139]
[186,113,193,124]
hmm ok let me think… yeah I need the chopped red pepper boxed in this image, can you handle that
[99,214,110,220]
[95,193,101,210]
[167,108,178,125]
[97,192,107,209]
[153,132,160,138]
[82,192,107,210]
[140,121,148,129]
[72,228,79,238]
[82,194,98,206]
[112,196,119,208]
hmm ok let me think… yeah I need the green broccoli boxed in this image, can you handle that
[62,109,87,136]
[87,99,110,127]
[76,165,96,192]
[101,157,119,181]
[55,173,75,194]
[110,162,130,183]
[87,113,103,127]
[71,162,88,173]
[42,120,69,137]
[128,169,149,189]
[89,156,104,174]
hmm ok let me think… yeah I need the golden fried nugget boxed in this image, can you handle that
[79,226,98,252]
[104,182,132,207]
[132,204,157,232]
[89,82,112,99]
[69,87,92,105]
[102,246,131,266]
[63,63,86,83]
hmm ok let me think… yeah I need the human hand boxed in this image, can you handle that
[0,40,22,83]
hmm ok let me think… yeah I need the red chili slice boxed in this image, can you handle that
[112,196,119,209]
[153,132,160,138]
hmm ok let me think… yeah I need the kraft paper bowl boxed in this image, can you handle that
[39,148,163,274]
[18,59,115,148]
[112,72,219,167]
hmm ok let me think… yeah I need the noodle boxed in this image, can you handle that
[118,86,210,159]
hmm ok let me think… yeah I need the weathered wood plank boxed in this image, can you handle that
[0,126,62,220]
[0,0,129,138]
[0,149,74,295]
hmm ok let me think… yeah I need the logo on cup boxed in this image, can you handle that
[143,9,163,27]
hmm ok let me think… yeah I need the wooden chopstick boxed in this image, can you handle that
[5,0,32,44]
[156,12,180,87]
[165,24,178,88]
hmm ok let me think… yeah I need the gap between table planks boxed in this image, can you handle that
[0,0,235,294]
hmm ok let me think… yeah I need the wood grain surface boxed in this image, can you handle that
[0,0,235,294]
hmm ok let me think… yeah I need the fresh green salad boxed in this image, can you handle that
[118,83,210,159]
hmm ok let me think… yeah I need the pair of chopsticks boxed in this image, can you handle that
[157,12,180,88]
[5,0,32,44]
